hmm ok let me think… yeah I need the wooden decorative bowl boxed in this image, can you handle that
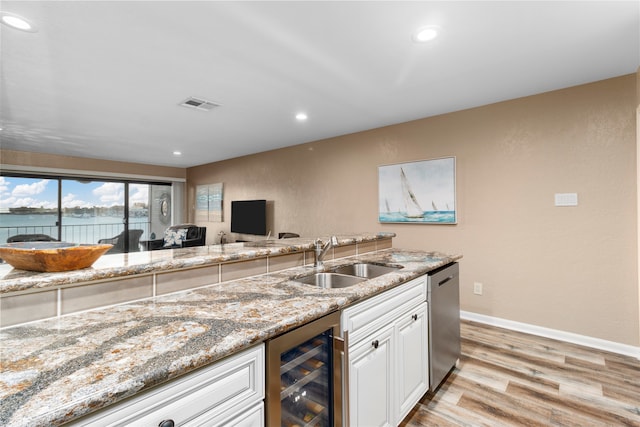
[0,242,113,272]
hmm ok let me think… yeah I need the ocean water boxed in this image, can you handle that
[378,211,456,224]
[0,214,150,244]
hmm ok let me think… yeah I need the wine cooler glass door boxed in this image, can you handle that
[266,311,342,427]
[280,331,332,426]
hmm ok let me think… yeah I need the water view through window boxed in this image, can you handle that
[0,175,170,251]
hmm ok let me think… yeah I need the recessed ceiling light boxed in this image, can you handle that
[413,26,439,43]
[0,12,37,32]
[296,113,308,121]
[173,151,182,156]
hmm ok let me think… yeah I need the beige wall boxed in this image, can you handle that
[189,74,638,346]
[0,149,186,180]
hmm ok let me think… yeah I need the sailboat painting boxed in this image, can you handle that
[378,157,456,224]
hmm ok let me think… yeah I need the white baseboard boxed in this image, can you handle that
[460,311,640,359]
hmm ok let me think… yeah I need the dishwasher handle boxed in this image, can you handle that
[438,275,455,286]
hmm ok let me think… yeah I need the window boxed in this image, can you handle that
[0,173,172,253]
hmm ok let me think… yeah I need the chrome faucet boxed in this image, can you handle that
[314,236,338,270]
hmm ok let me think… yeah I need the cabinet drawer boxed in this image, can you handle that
[71,344,265,426]
[191,402,264,427]
[342,276,426,344]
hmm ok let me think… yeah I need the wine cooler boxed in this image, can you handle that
[266,311,343,427]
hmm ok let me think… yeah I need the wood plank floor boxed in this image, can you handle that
[400,320,640,427]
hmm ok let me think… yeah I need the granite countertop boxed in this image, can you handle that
[0,246,461,426]
[0,232,395,294]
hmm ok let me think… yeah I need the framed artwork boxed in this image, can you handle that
[195,183,224,222]
[208,183,223,222]
[378,157,456,224]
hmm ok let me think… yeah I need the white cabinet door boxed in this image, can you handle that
[348,323,394,427]
[395,302,429,422]
[216,402,264,427]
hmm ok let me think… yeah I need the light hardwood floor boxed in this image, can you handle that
[401,320,640,427]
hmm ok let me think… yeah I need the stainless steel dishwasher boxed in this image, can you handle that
[427,262,460,391]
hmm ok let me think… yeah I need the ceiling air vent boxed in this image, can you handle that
[179,97,220,111]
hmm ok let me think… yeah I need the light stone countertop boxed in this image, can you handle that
[0,232,394,294]
[0,244,461,426]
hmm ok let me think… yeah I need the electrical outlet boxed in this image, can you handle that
[473,282,483,295]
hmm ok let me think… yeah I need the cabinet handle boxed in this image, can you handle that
[159,420,175,427]
[372,340,379,349]
[412,314,418,321]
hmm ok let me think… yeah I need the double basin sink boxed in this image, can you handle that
[294,263,401,289]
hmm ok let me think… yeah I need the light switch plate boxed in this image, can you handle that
[473,282,483,295]
[555,193,578,206]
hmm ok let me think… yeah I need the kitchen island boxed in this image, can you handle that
[0,234,460,426]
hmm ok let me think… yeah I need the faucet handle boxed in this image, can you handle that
[330,236,338,246]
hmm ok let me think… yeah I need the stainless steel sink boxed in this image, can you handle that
[330,263,401,279]
[294,272,366,288]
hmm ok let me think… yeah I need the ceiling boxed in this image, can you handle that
[1,1,638,169]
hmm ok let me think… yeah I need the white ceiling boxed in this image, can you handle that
[1,1,638,168]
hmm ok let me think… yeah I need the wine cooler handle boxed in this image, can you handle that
[335,331,349,427]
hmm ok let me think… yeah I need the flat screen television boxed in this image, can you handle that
[231,199,267,236]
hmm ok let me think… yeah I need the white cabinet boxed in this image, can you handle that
[348,323,394,427]
[217,402,264,427]
[342,276,429,426]
[396,302,429,422]
[69,344,265,427]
